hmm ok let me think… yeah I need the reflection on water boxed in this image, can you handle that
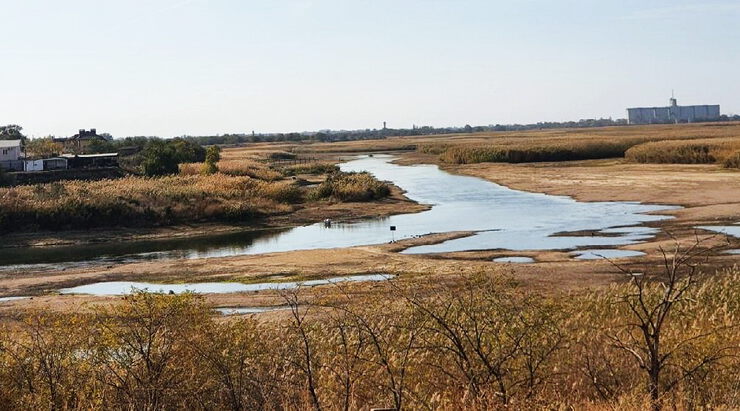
[59,274,395,296]
[1,155,677,270]
[571,249,646,260]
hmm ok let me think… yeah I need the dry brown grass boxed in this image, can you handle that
[0,174,300,231]
[625,137,740,166]
[1,265,737,410]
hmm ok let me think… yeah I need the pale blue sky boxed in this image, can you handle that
[1,0,738,137]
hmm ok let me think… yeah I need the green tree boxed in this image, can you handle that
[171,138,206,163]
[0,124,26,143]
[140,140,179,176]
[201,146,220,175]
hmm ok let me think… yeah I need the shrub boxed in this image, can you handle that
[140,140,180,176]
[309,172,390,202]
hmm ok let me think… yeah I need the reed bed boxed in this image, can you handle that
[0,174,300,232]
[430,138,648,164]
[180,160,283,181]
[625,137,740,166]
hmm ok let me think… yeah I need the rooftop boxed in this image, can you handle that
[0,140,22,148]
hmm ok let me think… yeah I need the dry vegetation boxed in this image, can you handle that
[625,137,740,167]
[0,175,300,232]
[1,249,737,410]
[0,153,389,233]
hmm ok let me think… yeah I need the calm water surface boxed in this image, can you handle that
[0,155,677,270]
[59,274,395,296]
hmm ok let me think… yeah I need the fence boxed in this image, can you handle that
[0,160,24,172]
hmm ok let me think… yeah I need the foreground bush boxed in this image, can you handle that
[625,138,740,165]
[0,262,737,410]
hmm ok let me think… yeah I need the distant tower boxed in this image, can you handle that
[383,121,387,130]
[669,90,677,107]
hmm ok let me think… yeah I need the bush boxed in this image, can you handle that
[309,172,390,202]
[140,140,180,176]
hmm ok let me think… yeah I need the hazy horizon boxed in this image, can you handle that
[2,0,739,138]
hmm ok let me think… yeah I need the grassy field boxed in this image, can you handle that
[236,122,740,167]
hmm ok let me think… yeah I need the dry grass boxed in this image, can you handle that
[180,159,283,181]
[0,174,300,231]
[1,266,737,409]
[625,137,740,166]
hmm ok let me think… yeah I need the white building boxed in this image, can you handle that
[627,97,720,125]
[0,140,22,161]
[0,140,24,171]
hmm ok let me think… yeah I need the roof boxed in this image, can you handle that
[61,153,118,159]
[0,140,22,148]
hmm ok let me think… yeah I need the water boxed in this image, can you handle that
[571,249,646,260]
[0,296,30,303]
[493,256,535,263]
[216,306,290,315]
[0,155,677,269]
[725,249,740,255]
[696,224,740,239]
[59,274,395,296]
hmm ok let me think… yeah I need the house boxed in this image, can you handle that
[0,140,24,171]
[53,129,110,153]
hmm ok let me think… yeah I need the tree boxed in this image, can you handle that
[171,138,206,163]
[140,140,179,176]
[25,137,63,158]
[201,146,220,175]
[605,237,738,410]
[0,124,25,142]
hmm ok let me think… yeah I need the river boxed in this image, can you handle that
[0,155,677,270]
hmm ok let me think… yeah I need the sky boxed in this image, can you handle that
[1,0,739,138]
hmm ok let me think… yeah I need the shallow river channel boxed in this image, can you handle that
[0,155,677,270]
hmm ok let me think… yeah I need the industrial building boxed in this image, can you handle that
[627,96,720,125]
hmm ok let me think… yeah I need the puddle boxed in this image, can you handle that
[697,224,740,239]
[0,296,30,303]
[724,249,740,255]
[493,256,535,263]
[58,274,395,296]
[216,306,290,315]
[571,249,646,260]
